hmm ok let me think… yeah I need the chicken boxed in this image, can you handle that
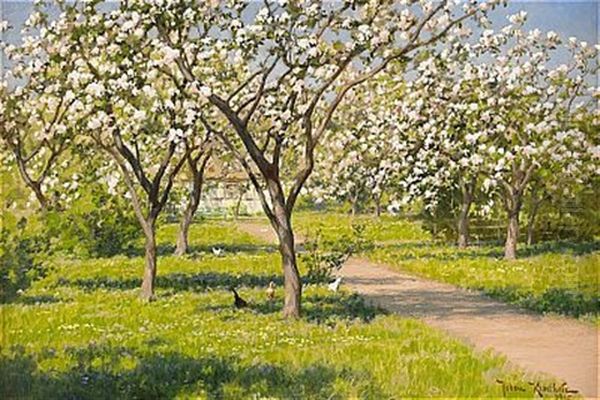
[212,247,225,257]
[230,287,248,309]
[266,281,276,301]
[328,277,342,292]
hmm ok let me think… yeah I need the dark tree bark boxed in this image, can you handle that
[374,191,383,217]
[457,178,476,249]
[500,159,536,260]
[270,193,302,318]
[504,205,521,260]
[140,218,157,300]
[233,182,248,220]
[210,119,305,318]
[175,151,211,256]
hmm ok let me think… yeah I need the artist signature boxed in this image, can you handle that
[496,379,579,398]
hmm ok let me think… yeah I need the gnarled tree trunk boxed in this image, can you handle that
[175,154,210,256]
[504,195,522,260]
[267,179,302,318]
[140,219,157,301]
[457,178,475,249]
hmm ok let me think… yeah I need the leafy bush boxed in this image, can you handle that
[301,223,373,283]
[0,219,48,303]
[483,286,599,318]
[44,193,140,258]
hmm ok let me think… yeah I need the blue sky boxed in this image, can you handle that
[494,1,598,44]
[1,1,598,71]
[1,1,598,44]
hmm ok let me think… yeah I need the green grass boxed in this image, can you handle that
[291,212,431,243]
[1,221,544,398]
[154,221,270,254]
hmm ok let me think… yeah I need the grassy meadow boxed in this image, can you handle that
[1,219,548,398]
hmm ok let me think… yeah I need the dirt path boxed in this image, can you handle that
[237,221,599,397]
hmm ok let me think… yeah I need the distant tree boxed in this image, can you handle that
[174,131,213,256]
[0,13,86,211]
[395,13,599,258]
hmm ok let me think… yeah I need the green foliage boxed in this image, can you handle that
[44,193,140,258]
[301,229,352,284]
[0,219,49,303]
[301,222,374,283]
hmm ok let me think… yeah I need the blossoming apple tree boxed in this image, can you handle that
[393,37,509,248]
[397,14,599,258]
[129,0,500,317]
[0,12,87,211]
[310,73,404,216]
[5,0,503,314]
[17,1,211,300]
[173,132,213,256]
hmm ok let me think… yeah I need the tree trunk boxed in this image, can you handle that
[267,180,302,319]
[374,192,383,217]
[174,185,201,256]
[233,185,245,220]
[457,207,470,249]
[457,181,474,249]
[140,222,157,301]
[175,202,195,256]
[350,192,359,216]
[526,202,540,246]
[175,154,209,256]
[504,198,522,260]
[276,219,301,319]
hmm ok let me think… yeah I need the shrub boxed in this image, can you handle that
[44,193,140,258]
[0,218,48,302]
[301,223,373,283]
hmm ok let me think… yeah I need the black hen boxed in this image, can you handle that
[230,287,248,309]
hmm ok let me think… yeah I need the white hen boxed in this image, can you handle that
[327,277,342,292]
[212,247,225,257]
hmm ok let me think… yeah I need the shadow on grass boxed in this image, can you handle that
[199,292,387,326]
[57,272,284,293]
[122,243,278,259]
[13,294,64,306]
[0,344,387,399]
[481,286,599,318]
[57,272,331,294]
